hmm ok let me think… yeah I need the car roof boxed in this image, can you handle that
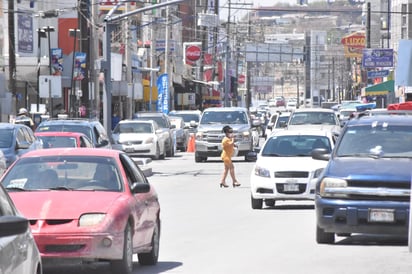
[202,107,248,112]
[346,114,412,126]
[119,119,154,124]
[291,108,335,113]
[19,148,121,158]
[37,119,101,126]
[134,112,166,116]
[169,110,201,114]
[0,122,31,130]
[271,129,334,138]
[34,131,88,137]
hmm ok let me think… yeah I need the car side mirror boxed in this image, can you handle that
[0,216,29,236]
[131,182,151,193]
[96,139,109,148]
[311,148,330,161]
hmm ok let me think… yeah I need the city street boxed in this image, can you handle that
[45,151,412,274]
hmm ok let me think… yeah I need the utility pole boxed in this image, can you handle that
[224,0,231,107]
[8,0,17,114]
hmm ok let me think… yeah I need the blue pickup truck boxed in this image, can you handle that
[312,115,411,244]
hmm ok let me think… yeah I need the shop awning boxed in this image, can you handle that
[363,80,394,96]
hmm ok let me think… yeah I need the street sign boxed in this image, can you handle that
[362,48,393,68]
[367,70,390,79]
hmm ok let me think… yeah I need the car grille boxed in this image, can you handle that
[119,140,142,145]
[274,171,309,178]
[345,179,410,202]
[45,245,85,253]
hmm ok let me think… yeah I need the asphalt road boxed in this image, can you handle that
[45,151,412,274]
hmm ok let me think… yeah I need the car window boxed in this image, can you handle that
[120,153,147,187]
[16,128,27,144]
[0,129,13,148]
[37,124,94,142]
[136,116,167,128]
[39,136,77,148]
[0,185,16,216]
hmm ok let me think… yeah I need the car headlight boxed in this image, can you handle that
[79,213,106,227]
[254,166,271,178]
[319,177,348,198]
[313,168,324,179]
[145,137,155,144]
[196,132,204,140]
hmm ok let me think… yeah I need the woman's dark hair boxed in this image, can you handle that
[222,125,233,134]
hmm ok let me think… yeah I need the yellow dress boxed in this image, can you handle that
[221,136,235,165]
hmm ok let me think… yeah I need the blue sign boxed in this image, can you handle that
[157,74,169,114]
[362,49,393,68]
[367,70,390,79]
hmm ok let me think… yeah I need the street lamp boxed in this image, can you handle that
[36,28,47,112]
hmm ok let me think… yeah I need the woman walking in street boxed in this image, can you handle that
[220,125,241,188]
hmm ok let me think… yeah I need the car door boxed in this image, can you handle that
[120,154,157,247]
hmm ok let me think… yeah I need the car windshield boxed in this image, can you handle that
[201,111,248,124]
[135,117,166,128]
[37,125,93,142]
[289,112,338,125]
[114,123,153,134]
[170,113,199,123]
[38,136,77,148]
[261,135,331,157]
[336,124,412,158]
[0,129,13,148]
[275,116,290,128]
[1,156,122,192]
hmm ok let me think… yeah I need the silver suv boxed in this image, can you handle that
[195,107,258,162]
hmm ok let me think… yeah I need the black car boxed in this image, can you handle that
[313,115,412,244]
[133,112,175,157]
[35,119,112,149]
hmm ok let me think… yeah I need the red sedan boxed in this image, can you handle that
[1,148,160,274]
[35,131,94,148]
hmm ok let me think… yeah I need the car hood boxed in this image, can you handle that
[198,124,250,132]
[326,157,412,181]
[9,191,123,219]
[256,156,327,171]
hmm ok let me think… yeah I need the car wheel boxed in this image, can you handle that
[251,195,263,209]
[166,139,174,157]
[138,219,160,265]
[111,224,133,274]
[153,144,160,160]
[265,199,275,207]
[316,225,335,244]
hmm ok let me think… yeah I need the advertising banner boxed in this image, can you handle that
[157,74,169,114]
[362,49,393,68]
[73,52,86,80]
[51,48,63,75]
[17,12,33,54]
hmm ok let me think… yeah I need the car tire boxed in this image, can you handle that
[111,224,133,274]
[265,199,275,207]
[195,153,204,163]
[166,138,174,157]
[153,144,160,160]
[316,225,335,244]
[138,219,160,265]
[251,195,263,209]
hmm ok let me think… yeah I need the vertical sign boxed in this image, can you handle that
[17,12,33,54]
[73,52,86,80]
[157,73,169,114]
[51,48,63,75]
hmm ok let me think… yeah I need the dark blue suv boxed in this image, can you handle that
[312,115,411,244]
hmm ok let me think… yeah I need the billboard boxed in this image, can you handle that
[362,49,393,68]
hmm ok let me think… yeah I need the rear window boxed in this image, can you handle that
[37,124,93,142]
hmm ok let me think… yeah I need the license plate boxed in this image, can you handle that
[368,208,395,223]
[125,147,134,153]
[284,184,299,192]
[208,146,218,150]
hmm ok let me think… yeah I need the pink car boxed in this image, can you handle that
[35,131,94,148]
[1,148,161,274]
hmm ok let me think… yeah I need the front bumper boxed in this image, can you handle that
[251,175,316,201]
[112,143,156,157]
[315,197,409,235]
[195,141,252,157]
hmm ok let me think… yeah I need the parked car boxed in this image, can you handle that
[35,131,94,148]
[168,110,201,134]
[35,118,112,149]
[1,148,161,273]
[169,116,189,152]
[111,119,167,160]
[313,115,412,244]
[0,123,43,168]
[195,107,259,162]
[0,183,42,274]
[250,129,335,209]
[133,112,175,157]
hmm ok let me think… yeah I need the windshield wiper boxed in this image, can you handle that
[262,153,280,156]
[49,186,73,191]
